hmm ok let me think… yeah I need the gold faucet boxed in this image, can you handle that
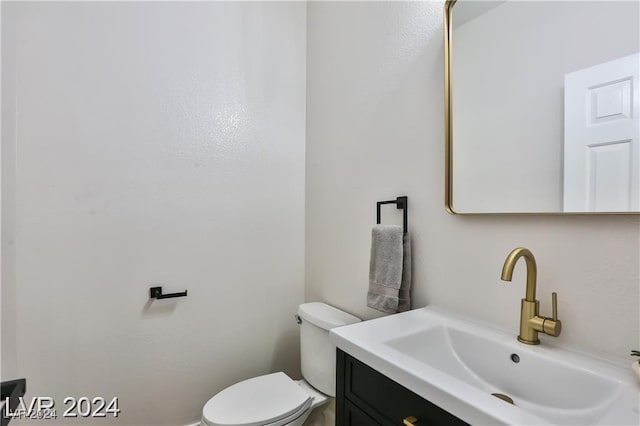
[501,247,561,345]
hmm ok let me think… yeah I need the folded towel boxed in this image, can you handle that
[397,232,412,312]
[367,225,412,313]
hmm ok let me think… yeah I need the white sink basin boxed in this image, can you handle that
[330,306,640,425]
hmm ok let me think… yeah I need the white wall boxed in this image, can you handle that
[0,0,3,383]
[306,1,639,363]
[452,1,639,213]
[1,0,19,387]
[2,2,306,425]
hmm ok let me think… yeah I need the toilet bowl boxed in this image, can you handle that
[201,303,360,426]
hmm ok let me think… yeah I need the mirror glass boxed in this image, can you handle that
[447,0,640,213]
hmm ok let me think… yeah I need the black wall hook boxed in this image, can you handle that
[150,286,188,300]
[376,196,408,233]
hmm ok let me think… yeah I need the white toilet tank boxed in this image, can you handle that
[297,303,360,397]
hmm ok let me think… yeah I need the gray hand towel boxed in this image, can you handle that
[367,225,412,313]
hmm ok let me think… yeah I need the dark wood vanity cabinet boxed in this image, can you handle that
[336,349,468,426]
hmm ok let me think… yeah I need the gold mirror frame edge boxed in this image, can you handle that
[442,0,639,216]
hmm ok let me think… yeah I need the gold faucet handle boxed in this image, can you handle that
[543,292,561,337]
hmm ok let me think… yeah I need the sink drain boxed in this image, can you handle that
[491,393,515,405]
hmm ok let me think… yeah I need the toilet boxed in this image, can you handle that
[201,303,360,426]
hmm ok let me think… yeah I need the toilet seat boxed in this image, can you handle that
[202,372,313,426]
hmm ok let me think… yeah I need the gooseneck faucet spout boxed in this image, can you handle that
[501,247,561,345]
[501,247,537,302]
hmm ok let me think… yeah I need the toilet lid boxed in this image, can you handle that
[202,372,312,426]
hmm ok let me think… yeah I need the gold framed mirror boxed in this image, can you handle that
[445,0,640,214]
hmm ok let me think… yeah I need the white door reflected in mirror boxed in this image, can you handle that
[564,53,640,212]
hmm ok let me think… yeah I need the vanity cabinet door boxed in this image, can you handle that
[336,349,468,426]
[343,399,382,425]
